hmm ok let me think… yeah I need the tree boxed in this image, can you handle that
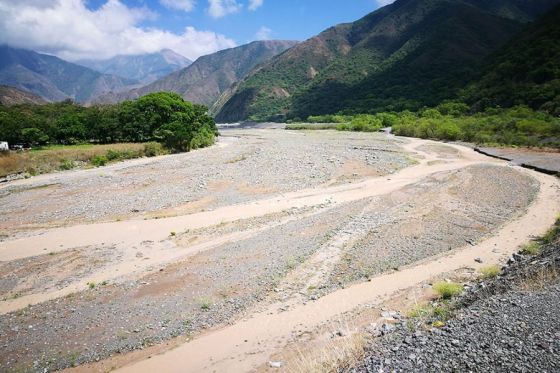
[21,128,49,145]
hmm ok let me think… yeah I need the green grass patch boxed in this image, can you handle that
[479,265,501,279]
[196,296,213,311]
[408,302,454,323]
[520,242,541,255]
[432,281,463,299]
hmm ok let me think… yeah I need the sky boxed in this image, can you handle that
[0,0,394,62]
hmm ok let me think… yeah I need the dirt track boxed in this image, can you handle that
[0,129,558,372]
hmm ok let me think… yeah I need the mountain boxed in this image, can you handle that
[462,4,560,115]
[215,0,560,122]
[77,49,192,85]
[0,45,138,103]
[95,40,298,110]
[0,85,46,106]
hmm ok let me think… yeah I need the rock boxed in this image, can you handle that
[475,257,483,263]
[269,361,283,368]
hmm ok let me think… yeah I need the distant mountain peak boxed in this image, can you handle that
[0,45,137,103]
[77,50,192,85]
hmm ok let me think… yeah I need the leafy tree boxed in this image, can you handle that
[21,128,49,145]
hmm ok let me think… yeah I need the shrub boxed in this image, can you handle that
[432,281,463,299]
[105,149,122,161]
[59,159,75,170]
[520,241,540,255]
[479,265,501,279]
[143,142,165,157]
[91,155,108,167]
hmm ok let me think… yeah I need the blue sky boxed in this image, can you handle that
[0,0,391,61]
[89,0,383,42]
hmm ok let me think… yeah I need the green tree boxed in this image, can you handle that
[21,127,49,145]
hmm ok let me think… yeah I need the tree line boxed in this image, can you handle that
[0,92,218,152]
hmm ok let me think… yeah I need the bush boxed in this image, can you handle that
[59,159,75,170]
[91,155,108,167]
[143,142,165,157]
[432,281,463,299]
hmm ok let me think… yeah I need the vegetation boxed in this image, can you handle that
[288,104,559,148]
[520,241,542,256]
[0,92,218,176]
[287,113,396,133]
[462,5,560,116]
[392,105,560,147]
[196,297,213,311]
[479,265,501,279]
[293,326,365,373]
[0,142,166,177]
[0,92,217,149]
[408,302,454,322]
[432,281,463,300]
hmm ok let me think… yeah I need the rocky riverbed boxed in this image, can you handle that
[354,224,560,373]
[0,130,556,372]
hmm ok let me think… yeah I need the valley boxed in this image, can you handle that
[1,0,560,372]
[1,128,558,372]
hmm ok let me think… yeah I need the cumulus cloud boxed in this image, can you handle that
[160,0,196,12]
[254,26,271,40]
[0,0,236,61]
[207,0,240,18]
[248,0,263,11]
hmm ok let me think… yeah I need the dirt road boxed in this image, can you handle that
[0,130,558,372]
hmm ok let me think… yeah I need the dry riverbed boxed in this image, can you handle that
[0,129,558,372]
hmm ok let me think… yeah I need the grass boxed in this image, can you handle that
[432,281,463,299]
[0,142,167,177]
[479,265,501,279]
[292,329,365,372]
[408,302,453,321]
[520,241,541,255]
[196,296,213,311]
[520,267,559,291]
[540,217,560,245]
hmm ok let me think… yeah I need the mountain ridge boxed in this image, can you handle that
[0,45,138,103]
[95,40,298,109]
[215,0,560,122]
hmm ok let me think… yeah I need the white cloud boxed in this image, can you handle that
[160,0,196,12]
[254,26,271,40]
[207,0,240,18]
[248,0,263,11]
[0,0,236,61]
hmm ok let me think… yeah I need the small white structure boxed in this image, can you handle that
[0,142,8,151]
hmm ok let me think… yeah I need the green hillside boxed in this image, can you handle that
[215,0,560,122]
[462,4,560,115]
